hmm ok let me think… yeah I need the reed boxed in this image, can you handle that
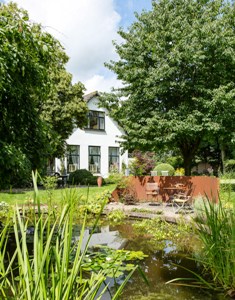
[0,171,136,299]
[194,196,235,295]
[167,196,235,297]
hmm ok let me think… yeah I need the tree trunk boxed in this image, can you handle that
[182,153,193,176]
[221,146,225,174]
[179,138,201,176]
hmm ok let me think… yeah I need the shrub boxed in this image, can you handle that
[68,169,98,185]
[0,144,32,189]
[224,159,235,173]
[174,168,185,176]
[105,172,124,184]
[43,176,58,190]
[129,150,156,175]
[166,156,184,169]
[153,163,175,176]
[116,176,132,189]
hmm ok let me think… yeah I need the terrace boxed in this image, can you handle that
[110,175,219,210]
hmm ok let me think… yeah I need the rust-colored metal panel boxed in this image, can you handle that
[111,176,219,203]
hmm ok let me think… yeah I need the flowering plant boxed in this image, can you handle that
[174,168,185,176]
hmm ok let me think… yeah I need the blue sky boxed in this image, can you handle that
[114,0,152,28]
[2,0,153,93]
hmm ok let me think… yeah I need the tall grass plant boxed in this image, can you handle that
[0,172,136,299]
[194,196,235,295]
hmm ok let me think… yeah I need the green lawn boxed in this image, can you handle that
[0,184,117,206]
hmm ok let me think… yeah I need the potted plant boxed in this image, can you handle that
[97,176,103,187]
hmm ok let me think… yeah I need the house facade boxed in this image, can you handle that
[54,91,128,178]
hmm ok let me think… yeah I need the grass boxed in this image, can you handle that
[130,208,163,215]
[219,173,235,205]
[0,184,116,206]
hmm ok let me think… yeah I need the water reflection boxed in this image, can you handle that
[74,221,225,300]
[73,224,127,251]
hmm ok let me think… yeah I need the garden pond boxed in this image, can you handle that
[4,218,227,300]
[72,220,226,300]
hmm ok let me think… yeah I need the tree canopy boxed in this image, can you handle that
[0,3,87,187]
[41,70,87,158]
[101,0,235,175]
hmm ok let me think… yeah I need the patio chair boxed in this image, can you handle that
[164,183,187,207]
[172,188,194,213]
[145,182,161,205]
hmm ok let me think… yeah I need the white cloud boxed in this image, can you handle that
[84,74,122,94]
[9,0,122,91]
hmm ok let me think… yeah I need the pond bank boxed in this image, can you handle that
[104,202,195,225]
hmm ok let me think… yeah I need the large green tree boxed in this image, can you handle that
[0,3,87,187]
[102,0,235,175]
[41,70,87,158]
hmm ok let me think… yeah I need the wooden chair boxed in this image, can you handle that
[164,183,187,207]
[172,187,194,213]
[145,182,160,204]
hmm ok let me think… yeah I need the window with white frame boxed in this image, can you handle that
[86,110,105,130]
[109,147,119,172]
[67,145,80,173]
[89,146,101,173]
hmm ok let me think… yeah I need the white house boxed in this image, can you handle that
[54,91,128,178]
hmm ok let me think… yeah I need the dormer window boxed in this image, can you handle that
[86,110,105,130]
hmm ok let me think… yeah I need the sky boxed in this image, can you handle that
[3,0,152,94]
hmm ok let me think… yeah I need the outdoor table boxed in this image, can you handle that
[162,186,187,202]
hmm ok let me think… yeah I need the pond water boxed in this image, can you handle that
[5,220,226,300]
[73,221,226,300]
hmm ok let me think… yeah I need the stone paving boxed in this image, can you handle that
[104,201,195,225]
